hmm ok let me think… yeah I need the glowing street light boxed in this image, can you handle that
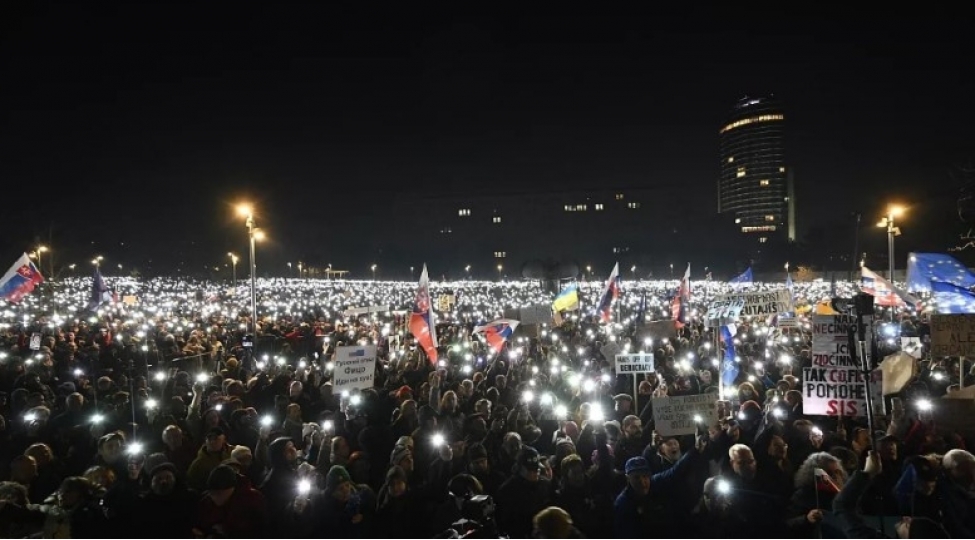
[465,265,471,279]
[91,256,103,268]
[497,264,503,281]
[237,203,260,334]
[371,264,377,281]
[228,253,239,288]
[877,204,905,318]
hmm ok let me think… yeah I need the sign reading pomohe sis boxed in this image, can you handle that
[333,345,377,393]
[931,314,975,357]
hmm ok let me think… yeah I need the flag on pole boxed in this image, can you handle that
[595,263,620,323]
[720,324,739,386]
[86,267,113,311]
[671,263,691,328]
[728,267,753,286]
[814,468,841,495]
[409,264,438,363]
[552,283,580,313]
[0,253,44,303]
[861,266,919,308]
[472,319,520,354]
[906,252,975,292]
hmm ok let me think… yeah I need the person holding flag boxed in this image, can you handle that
[472,319,520,355]
[409,264,438,364]
[671,263,690,328]
[0,253,44,303]
[86,266,114,311]
[594,263,620,323]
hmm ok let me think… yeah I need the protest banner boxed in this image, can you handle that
[615,353,655,374]
[333,345,377,393]
[652,394,717,437]
[931,314,975,357]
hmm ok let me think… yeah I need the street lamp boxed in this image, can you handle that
[669,263,674,278]
[34,246,49,277]
[586,265,592,280]
[630,265,636,279]
[237,203,260,334]
[228,253,238,289]
[465,265,471,280]
[410,266,414,280]
[371,264,377,281]
[297,262,303,279]
[497,264,503,281]
[92,256,103,268]
[877,205,905,315]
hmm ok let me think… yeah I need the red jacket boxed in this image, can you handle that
[195,479,267,538]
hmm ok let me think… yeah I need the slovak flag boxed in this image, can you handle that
[595,262,620,323]
[671,263,691,328]
[409,264,438,363]
[472,319,520,354]
[814,468,841,495]
[0,253,44,303]
[861,266,919,308]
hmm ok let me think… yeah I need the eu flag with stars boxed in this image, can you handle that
[906,252,975,293]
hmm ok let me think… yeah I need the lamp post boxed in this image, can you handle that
[237,204,260,334]
[34,246,49,277]
[92,256,103,269]
[410,266,414,280]
[630,265,636,279]
[297,262,303,279]
[497,264,503,281]
[371,264,377,281]
[228,253,238,289]
[877,205,904,319]
[465,265,471,280]
[669,263,674,279]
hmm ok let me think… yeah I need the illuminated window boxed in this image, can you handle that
[727,156,734,163]
[440,227,452,234]
[735,218,741,224]
[779,167,786,173]
[595,204,604,211]
[492,216,501,224]
[615,193,624,200]
[627,202,640,209]
[759,237,768,244]
[741,226,777,233]
[760,179,770,186]
[612,247,631,254]
[719,114,785,134]
[765,215,775,222]
[458,209,471,217]
[737,167,746,178]
[494,251,506,258]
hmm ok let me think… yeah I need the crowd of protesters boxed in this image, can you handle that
[0,275,970,538]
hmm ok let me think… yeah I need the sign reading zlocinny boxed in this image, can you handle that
[333,345,377,393]
[615,353,655,374]
[651,394,717,437]
[711,289,794,319]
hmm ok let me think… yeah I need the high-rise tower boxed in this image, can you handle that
[718,96,794,243]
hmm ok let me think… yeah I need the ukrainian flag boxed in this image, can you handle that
[552,283,580,312]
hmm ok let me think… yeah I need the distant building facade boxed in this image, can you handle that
[718,96,796,244]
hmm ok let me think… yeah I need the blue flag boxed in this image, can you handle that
[720,325,739,386]
[906,252,975,293]
[728,267,753,285]
[930,280,975,314]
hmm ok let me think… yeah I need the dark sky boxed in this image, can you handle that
[2,5,974,273]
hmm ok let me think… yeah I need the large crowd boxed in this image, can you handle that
[0,275,969,538]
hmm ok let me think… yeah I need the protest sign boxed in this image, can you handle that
[652,394,717,437]
[333,345,377,393]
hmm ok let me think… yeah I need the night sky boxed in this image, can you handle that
[2,6,974,275]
